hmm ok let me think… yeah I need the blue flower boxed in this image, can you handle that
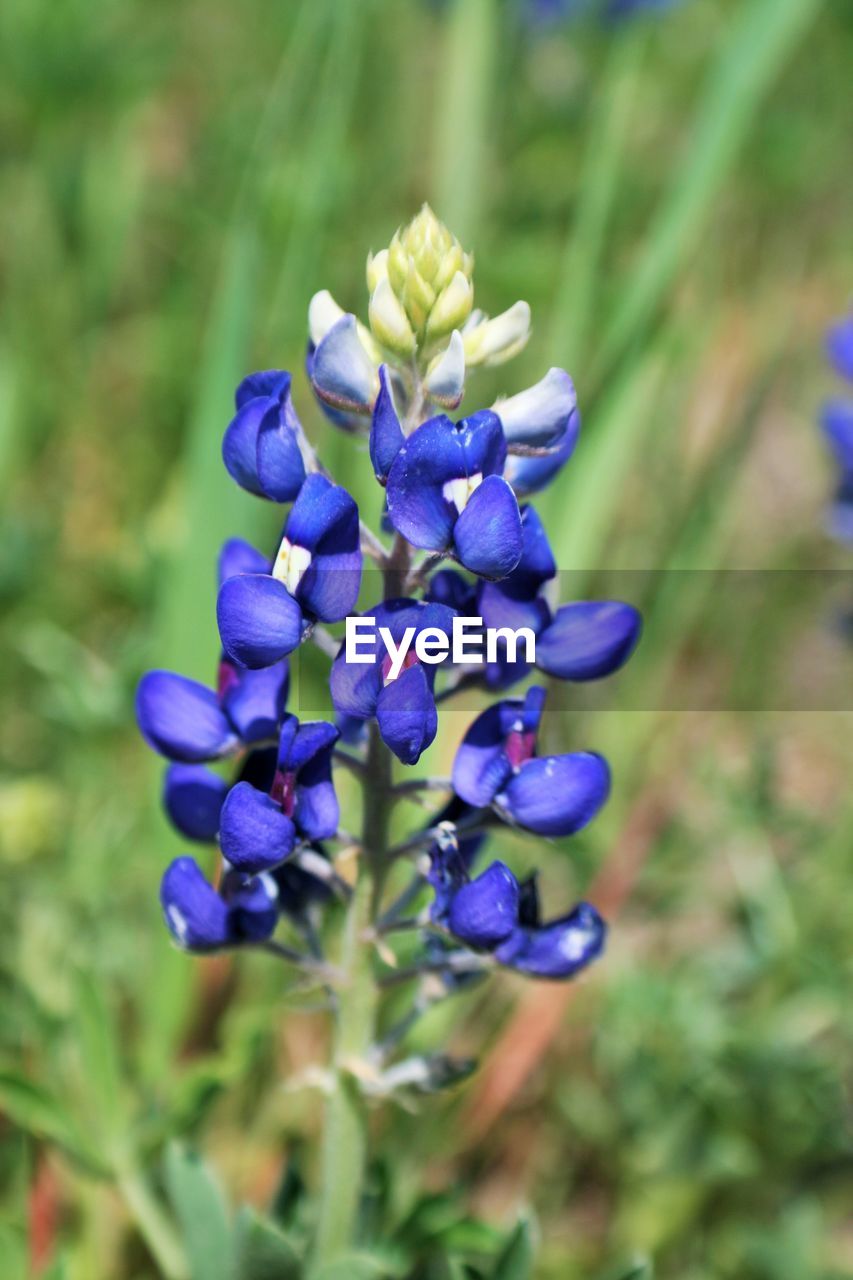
[369,365,406,484]
[222,370,307,502]
[163,764,230,842]
[217,474,362,668]
[219,715,339,874]
[494,898,606,980]
[452,686,611,836]
[385,410,523,580]
[309,313,380,419]
[161,856,279,952]
[821,399,853,544]
[428,832,520,950]
[330,599,456,764]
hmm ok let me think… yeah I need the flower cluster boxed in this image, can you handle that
[137,206,641,1033]
[820,312,853,545]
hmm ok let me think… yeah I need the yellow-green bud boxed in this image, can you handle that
[463,301,531,367]
[366,249,389,294]
[369,278,417,357]
[426,270,474,339]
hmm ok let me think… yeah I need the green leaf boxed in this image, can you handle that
[231,1207,302,1280]
[491,1216,535,1280]
[311,1252,396,1280]
[164,1143,232,1280]
[0,1070,107,1176]
[594,1261,653,1280]
[73,968,122,1141]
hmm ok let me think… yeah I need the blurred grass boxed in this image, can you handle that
[1,0,852,1276]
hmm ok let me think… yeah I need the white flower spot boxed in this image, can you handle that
[273,537,312,595]
[442,471,483,514]
[167,904,189,946]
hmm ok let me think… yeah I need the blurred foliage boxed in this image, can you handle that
[1,0,852,1276]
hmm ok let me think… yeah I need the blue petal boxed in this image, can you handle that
[503,387,580,496]
[278,717,339,772]
[235,369,291,409]
[285,476,362,622]
[495,367,578,450]
[453,476,523,580]
[310,315,377,414]
[256,395,307,502]
[369,364,405,482]
[163,764,229,841]
[826,315,853,383]
[447,860,519,949]
[217,574,304,669]
[305,342,366,432]
[222,398,269,496]
[536,601,642,681]
[494,901,606,979]
[376,662,437,764]
[218,538,270,586]
[219,781,296,872]
[222,660,289,742]
[161,857,231,951]
[427,568,479,614]
[294,747,339,841]
[452,702,515,808]
[385,415,459,549]
[220,869,279,941]
[496,753,610,836]
[136,671,235,762]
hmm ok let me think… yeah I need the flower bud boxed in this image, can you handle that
[369,278,417,357]
[426,271,474,339]
[464,301,531,367]
[308,290,346,347]
[366,249,389,294]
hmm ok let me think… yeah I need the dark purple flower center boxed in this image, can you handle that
[380,649,419,684]
[271,769,297,817]
[505,728,536,769]
[217,659,240,702]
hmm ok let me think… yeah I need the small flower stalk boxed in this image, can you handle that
[137,206,641,1269]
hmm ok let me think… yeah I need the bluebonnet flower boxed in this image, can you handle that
[820,312,853,544]
[161,856,279,952]
[330,599,456,764]
[139,205,643,1151]
[452,686,610,836]
[217,473,362,668]
[219,715,339,873]
[222,370,307,501]
[385,410,523,579]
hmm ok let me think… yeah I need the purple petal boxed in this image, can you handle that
[453,476,523,580]
[219,781,296,873]
[163,764,229,842]
[256,393,307,503]
[235,369,291,410]
[452,703,515,808]
[310,315,377,413]
[221,661,289,743]
[496,753,610,836]
[376,662,438,765]
[447,860,519,949]
[218,538,270,586]
[217,574,304,669]
[161,857,231,951]
[278,717,339,772]
[495,367,578,450]
[222,398,269,496]
[220,869,279,942]
[136,671,235,762]
[370,364,405,482]
[536,601,642,681]
[494,901,606,979]
[294,747,339,841]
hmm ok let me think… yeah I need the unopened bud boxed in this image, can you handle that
[426,271,474,339]
[369,278,417,357]
[463,301,531,367]
[366,249,389,294]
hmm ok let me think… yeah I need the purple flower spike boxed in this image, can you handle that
[222,369,306,502]
[826,314,853,384]
[495,901,606,980]
[385,410,523,580]
[329,599,456,764]
[217,474,362,669]
[536,601,642,681]
[453,686,611,837]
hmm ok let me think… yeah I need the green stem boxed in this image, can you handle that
[312,723,393,1269]
[116,1161,189,1280]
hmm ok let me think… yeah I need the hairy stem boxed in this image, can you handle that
[312,722,393,1269]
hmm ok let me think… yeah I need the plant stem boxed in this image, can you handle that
[312,723,393,1269]
[116,1161,188,1280]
